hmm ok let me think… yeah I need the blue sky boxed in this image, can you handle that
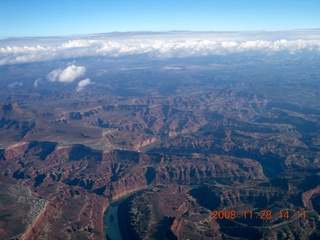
[0,0,319,38]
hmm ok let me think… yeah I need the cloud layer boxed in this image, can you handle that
[1,31,320,65]
[47,65,86,83]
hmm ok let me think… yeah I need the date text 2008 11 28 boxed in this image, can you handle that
[211,210,307,220]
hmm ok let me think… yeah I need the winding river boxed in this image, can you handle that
[104,201,123,240]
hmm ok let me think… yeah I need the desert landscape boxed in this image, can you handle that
[0,38,319,239]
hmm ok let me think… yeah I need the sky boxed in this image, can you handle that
[0,0,320,38]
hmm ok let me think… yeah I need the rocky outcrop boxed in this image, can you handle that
[0,140,267,239]
[1,135,319,239]
[302,185,320,208]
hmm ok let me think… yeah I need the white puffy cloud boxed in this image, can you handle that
[8,81,23,88]
[1,31,320,65]
[47,65,86,83]
[34,78,42,87]
[76,78,92,91]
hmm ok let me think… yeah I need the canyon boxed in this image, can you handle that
[0,50,319,239]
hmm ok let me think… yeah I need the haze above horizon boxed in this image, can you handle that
[1,0,319,38]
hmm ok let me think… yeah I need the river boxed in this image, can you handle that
[104,201,122,240]
[104,189,149,240]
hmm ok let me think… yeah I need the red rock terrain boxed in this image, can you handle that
[0,140,266,239]
[0,60,319,239]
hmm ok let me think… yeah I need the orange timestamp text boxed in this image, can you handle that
[211,210,307,220]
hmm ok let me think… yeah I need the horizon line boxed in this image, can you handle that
[1,28,320,40]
